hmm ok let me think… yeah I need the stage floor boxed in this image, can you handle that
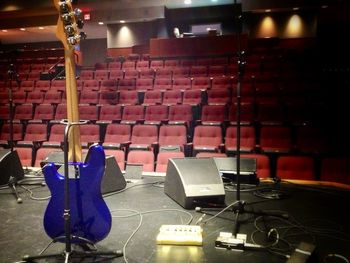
[1,171,350,263]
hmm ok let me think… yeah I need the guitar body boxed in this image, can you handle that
[43,144,111,243]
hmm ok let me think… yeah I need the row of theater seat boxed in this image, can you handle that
[0,101,327,130]
[11,146,350,186]
[0,122,334,157]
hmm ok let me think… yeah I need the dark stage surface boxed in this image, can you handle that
[1,173,350,263]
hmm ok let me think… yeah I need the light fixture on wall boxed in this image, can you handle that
[98,21,104,25]
[286,14,303,37]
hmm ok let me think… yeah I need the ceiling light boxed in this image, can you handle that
[293,7,299,11]
[2,29,8,32]
[98,22,104,25]
[120,20,125,23]
[20,28,26,31]
[38,27,44,30]
[265,9,271,13]
[184,0,192,5]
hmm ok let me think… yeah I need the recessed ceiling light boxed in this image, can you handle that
[98,22,104,25]
[265,9,271,13]
[120,20,125,23]
[38,27,44,30]
[20,28,26,31]
[184,0,192,5]
[2,29,8,32]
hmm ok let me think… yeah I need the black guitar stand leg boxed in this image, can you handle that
[21,121,123,263]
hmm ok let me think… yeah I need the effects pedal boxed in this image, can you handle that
[156,225,203,246]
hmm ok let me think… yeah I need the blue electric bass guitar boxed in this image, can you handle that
[43,0,111,244]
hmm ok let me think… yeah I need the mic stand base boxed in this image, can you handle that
[8,176,22,203]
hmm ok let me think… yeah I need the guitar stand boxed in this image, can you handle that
[21,121,123,263]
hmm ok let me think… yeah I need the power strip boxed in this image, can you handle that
[156,225,203,246]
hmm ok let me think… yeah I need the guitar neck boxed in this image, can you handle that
[64,48,82,163]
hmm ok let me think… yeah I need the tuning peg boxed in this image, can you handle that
[67,36,76,45]
[74,8,82,19]
[65,25,76,36]
[77,19,84,29]
[61,13,73,25]
[59,1,69,14]
[67,35,79,45]
[80,32,87,40]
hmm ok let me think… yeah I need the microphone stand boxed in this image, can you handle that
[7,64,18,152]
[213,2,289,250]
[6,64,23,203]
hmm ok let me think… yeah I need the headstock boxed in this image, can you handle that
[53,0,86,50]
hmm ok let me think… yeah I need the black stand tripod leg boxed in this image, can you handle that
[232,209,240,236]
[8,176,22,203]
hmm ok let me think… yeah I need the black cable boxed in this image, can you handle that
[253,187,291,200]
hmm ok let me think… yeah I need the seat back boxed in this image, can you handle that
[131,124,158,145]
[158,125,187,149]
[32,104,54,121]
[99,105,122,122]
[225,126,255,152]
[14,147,33,167]
[276,156,315,180]
[320,157,350,185]
[144,105,168,123]
[193,125,222,149]
[104,124,131,145]
[80,124,100,145]
[259,126,292,153]
[23,123,48,142]
[127,150,154,172]
[121,105,144,123]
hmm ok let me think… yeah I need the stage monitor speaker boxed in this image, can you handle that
[101,155,126,194]
[41,152,126,194]
[213,157,259,185]
[0,149,24,185]
[164,157,225,209]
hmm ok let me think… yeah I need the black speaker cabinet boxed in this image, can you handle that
[101,155,126,194]
[164,157,225,209]
[41,151,126,194]
[213,157,259,185]
[0,149,24,185]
